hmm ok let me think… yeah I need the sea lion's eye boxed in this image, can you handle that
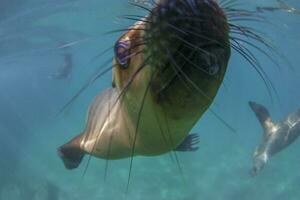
[115,39,131,69]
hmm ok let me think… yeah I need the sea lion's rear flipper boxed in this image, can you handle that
[57,134,85,170]
[248,101,274,133]
[174,133,199,152]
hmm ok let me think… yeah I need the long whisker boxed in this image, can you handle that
[153,104,176,162]
[126,73,153,193]
[161,107,185,183]
[230,42,277,103]
[129,2,154,14]
[230,36,280,70]
[104,126,114,182]
[56,57,114,116]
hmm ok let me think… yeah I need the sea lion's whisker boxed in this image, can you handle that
[229,24,272,47]
[225,8,265,17]
[228,16,290,102]
[126,73,154,193]
[226,12,264,19]
[229,23,263,35]
[161,108,185,182]
[166,22,225,48]
[176,49,221,79]
[164,47,215,106]
[121,16,151,24]
[228,17,269,24]
[229,23,286,70]
[123,14,206,23]
[129,1,154,14]
[171,34,213,57]
[153,102,176,162]
[163,48,194,91]
[230,36,280,70]
[183,46,221,89]
[220,0,240,8]
[88,46,114,64]
[230,30,273,52]
[230,28,278,59]
[230,42,277,103]
[104,120,114,182]
[57,57,114,116]
[103,28,147,35]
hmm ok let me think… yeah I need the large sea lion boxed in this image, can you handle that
[58,0,231,169]
[249,101,300,176]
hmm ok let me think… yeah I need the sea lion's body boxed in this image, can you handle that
[58,0,230,169]
[249,102,300,176]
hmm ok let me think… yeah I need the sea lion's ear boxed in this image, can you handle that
[114,37,131,69]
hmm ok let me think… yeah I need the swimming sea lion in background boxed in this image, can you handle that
[49,53,73,80]
[256,0,300,15]
[58,0,231,170]
[249,101,300,176]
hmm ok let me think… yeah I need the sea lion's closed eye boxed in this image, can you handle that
[115,38,131,69]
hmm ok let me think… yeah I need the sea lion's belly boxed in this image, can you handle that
[124,95,205,156]
[80,89,134,159]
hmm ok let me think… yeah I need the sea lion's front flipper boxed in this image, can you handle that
[174,133,199,152]
[57,134,85,170]
[249,101,275,134]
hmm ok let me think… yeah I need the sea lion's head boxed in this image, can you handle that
[251,151,268,176]
[113,0,230,121]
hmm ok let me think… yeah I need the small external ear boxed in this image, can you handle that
[114,37,131,69]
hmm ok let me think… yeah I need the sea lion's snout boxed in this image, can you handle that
[143,0,230,112]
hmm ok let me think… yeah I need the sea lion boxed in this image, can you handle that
[256,0,300,15]
[58,0,231,169]
[249,101,300,176]
[49,53,73,80]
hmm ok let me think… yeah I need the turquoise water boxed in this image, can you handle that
[1,0,300,199]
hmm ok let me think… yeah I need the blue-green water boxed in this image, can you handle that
[1,0,300,199]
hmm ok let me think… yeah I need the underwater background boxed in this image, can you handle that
[0,0,300,199]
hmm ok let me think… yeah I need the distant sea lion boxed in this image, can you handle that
[256,0,300,15]
[58,0,230,169]
[249,101,300,176]
[49,53,73,80]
